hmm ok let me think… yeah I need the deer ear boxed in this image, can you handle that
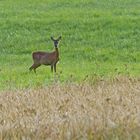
[51,36,54,41]
[58,36,62,41]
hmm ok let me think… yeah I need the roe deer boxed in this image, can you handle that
[29,36,61,73]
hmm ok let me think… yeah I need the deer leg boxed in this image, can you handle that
[29,64,35,72]
[29,63,40,73]
[33,64,41,73]
[54,64,56,73]
[51,65,53,72]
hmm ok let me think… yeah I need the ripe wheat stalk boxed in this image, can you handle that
[0,77,140,139]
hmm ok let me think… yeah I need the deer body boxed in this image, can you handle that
[32,50,59,65]
[29,36,61,73]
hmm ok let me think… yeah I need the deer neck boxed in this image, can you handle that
[55,47,59,58]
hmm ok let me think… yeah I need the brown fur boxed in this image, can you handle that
[29,36,61,73]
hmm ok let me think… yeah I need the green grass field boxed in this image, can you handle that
[0,0,140,90]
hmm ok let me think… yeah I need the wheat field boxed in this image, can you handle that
[0,77,140,140]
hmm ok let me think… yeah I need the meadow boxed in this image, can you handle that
[0,0,140,139]
[0,0,139,90]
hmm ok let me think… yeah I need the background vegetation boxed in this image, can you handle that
[0,0,139,90]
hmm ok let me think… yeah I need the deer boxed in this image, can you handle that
[29,36,61,73]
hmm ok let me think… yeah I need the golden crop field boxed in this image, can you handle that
[1,77,140,140]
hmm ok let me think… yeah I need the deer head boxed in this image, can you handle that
[51,36,62,48]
